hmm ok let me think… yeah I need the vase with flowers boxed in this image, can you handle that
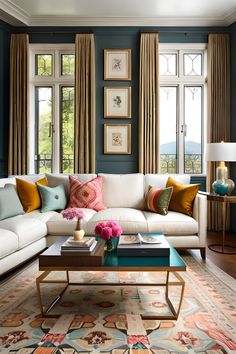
[61,208,85,241]
[94,221,122,252]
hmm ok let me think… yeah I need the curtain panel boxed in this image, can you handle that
[207,33,230,230]
[8,33,29,176]
[139,33,160,174]
[74,33,95,173]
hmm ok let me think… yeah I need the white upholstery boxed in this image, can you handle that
[99,173,145,209]
[86,208,149,234]
[0,215,47,249]
[0,173,207,276]
[143,211,198,235]
[0,229,18,258]
[47,208,96,235]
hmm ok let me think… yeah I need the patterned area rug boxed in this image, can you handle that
[0,255,236,353]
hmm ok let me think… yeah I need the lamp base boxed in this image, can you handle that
[212,180,228,196]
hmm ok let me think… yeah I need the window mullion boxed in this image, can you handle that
[178,83,184,174]
[53,84,60,173]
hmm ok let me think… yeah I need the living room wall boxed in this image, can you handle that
[0,21,11,178]
[0,23,229,191]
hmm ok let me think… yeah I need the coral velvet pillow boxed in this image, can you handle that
[68,175,106,211]
[166,176,199,216]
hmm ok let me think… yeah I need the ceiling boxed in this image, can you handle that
[0,0,236,27]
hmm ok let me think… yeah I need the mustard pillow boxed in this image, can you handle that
[166,177,199,216]
[16,177,47,213]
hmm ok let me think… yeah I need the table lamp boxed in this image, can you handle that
[205,142,236,196]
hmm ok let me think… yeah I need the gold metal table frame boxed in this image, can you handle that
[36,269,185,320]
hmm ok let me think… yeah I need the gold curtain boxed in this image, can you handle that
[74,33,95,173]
[207,33,230,230]
[8,33,29,176]
[139,33,160,173]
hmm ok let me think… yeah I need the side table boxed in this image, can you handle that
[199,192,236,254]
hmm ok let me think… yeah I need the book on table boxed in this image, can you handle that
[117,233,170,257]
[61,236,97,255]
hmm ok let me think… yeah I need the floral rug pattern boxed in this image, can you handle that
[0,255,236,353]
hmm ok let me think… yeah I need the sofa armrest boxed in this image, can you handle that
[192,193,207,247]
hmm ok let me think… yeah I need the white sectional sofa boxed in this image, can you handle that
[0,173,207,276]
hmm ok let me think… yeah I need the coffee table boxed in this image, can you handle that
[36,234,186,320]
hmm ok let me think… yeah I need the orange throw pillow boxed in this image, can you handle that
[16,177,47,213]
[166,177,199,216]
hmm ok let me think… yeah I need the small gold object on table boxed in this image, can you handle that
[74,219,85,241]
[61,208,85,241]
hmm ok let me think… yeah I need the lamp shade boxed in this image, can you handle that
[205,142,236,162]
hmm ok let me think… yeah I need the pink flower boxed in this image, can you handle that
[94,220,122,240]
[61,208,84,221]
[101,227,112,240]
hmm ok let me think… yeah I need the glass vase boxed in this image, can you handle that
[105,238,114,252]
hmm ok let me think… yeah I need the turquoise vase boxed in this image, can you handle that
[212,180,228,196]
[105,238,114,252]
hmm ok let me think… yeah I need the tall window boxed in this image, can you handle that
[29,44,75,174]
[159,44,207,174]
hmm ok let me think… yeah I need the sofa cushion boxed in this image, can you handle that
[166,177,199,216]
[16,177,47,213]
[144,174,190,191]
[23,210,59,223]
[46,208,97,235]
[37,184,67,212]
[0,229,19,259]
[68,175,106,211]
[46,173,97,196]
[0,184,24,220]
[143,210,198,235]
[145,186,173,215]
[86,208,149,234]
[99,173,145,209]
[0,215,47,249]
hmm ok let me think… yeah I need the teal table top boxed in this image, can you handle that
[103,233,186,271]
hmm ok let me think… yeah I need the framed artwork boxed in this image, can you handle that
[104,49,131,80]
[104,124,131,154]
[104,86,131,118]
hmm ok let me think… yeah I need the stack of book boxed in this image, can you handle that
[61,236,97,255]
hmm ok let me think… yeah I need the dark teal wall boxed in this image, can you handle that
[0,21,11,178]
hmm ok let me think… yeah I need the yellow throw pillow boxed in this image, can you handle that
[16,177,47,213]
[166,177,199,216]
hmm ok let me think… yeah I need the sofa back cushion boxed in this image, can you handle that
[145,174,190,191]
[99,173,145,209]
[46,173,97,196]
[0,184,24,220]
[0,177,16,188]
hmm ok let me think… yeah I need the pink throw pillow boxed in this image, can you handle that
[68,175,106,211]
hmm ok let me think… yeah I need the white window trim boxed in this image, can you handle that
[29,44,75,174]
[159,43,207,176]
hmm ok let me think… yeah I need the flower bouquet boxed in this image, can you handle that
[61,208,85,241]
[94,221,122,251]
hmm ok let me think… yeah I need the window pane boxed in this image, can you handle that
[35,87,53,173]
[184,86,202,174]
[160,54,177,76]
[61,87,74,173]
[36,54,52,76]
[160,87,177,173]
[61,54,75,75]
[184,54,202,76]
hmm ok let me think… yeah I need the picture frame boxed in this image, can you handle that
[104,86,131,118]
[104,49,131,81]
[104,124,131,154]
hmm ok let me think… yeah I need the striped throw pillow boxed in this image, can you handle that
[68,175,106,211]
[145,186,173,215]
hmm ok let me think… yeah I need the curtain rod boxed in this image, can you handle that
[13,30,227,35]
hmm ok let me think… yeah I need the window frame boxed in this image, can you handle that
[29,43,75,174]
[159,43,207,176]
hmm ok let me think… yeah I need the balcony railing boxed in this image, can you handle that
[160,153,202,174]
[36,153,74,173]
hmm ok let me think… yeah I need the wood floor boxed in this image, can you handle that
[185,230,236,279]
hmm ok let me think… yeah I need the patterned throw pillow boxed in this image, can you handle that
[16,177,47,213]
[68,176,106,211]
[145,186,173,215]
[166,176,199,216]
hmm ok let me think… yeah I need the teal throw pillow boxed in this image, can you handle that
[37,183,67,212]
[0,184,24,220]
